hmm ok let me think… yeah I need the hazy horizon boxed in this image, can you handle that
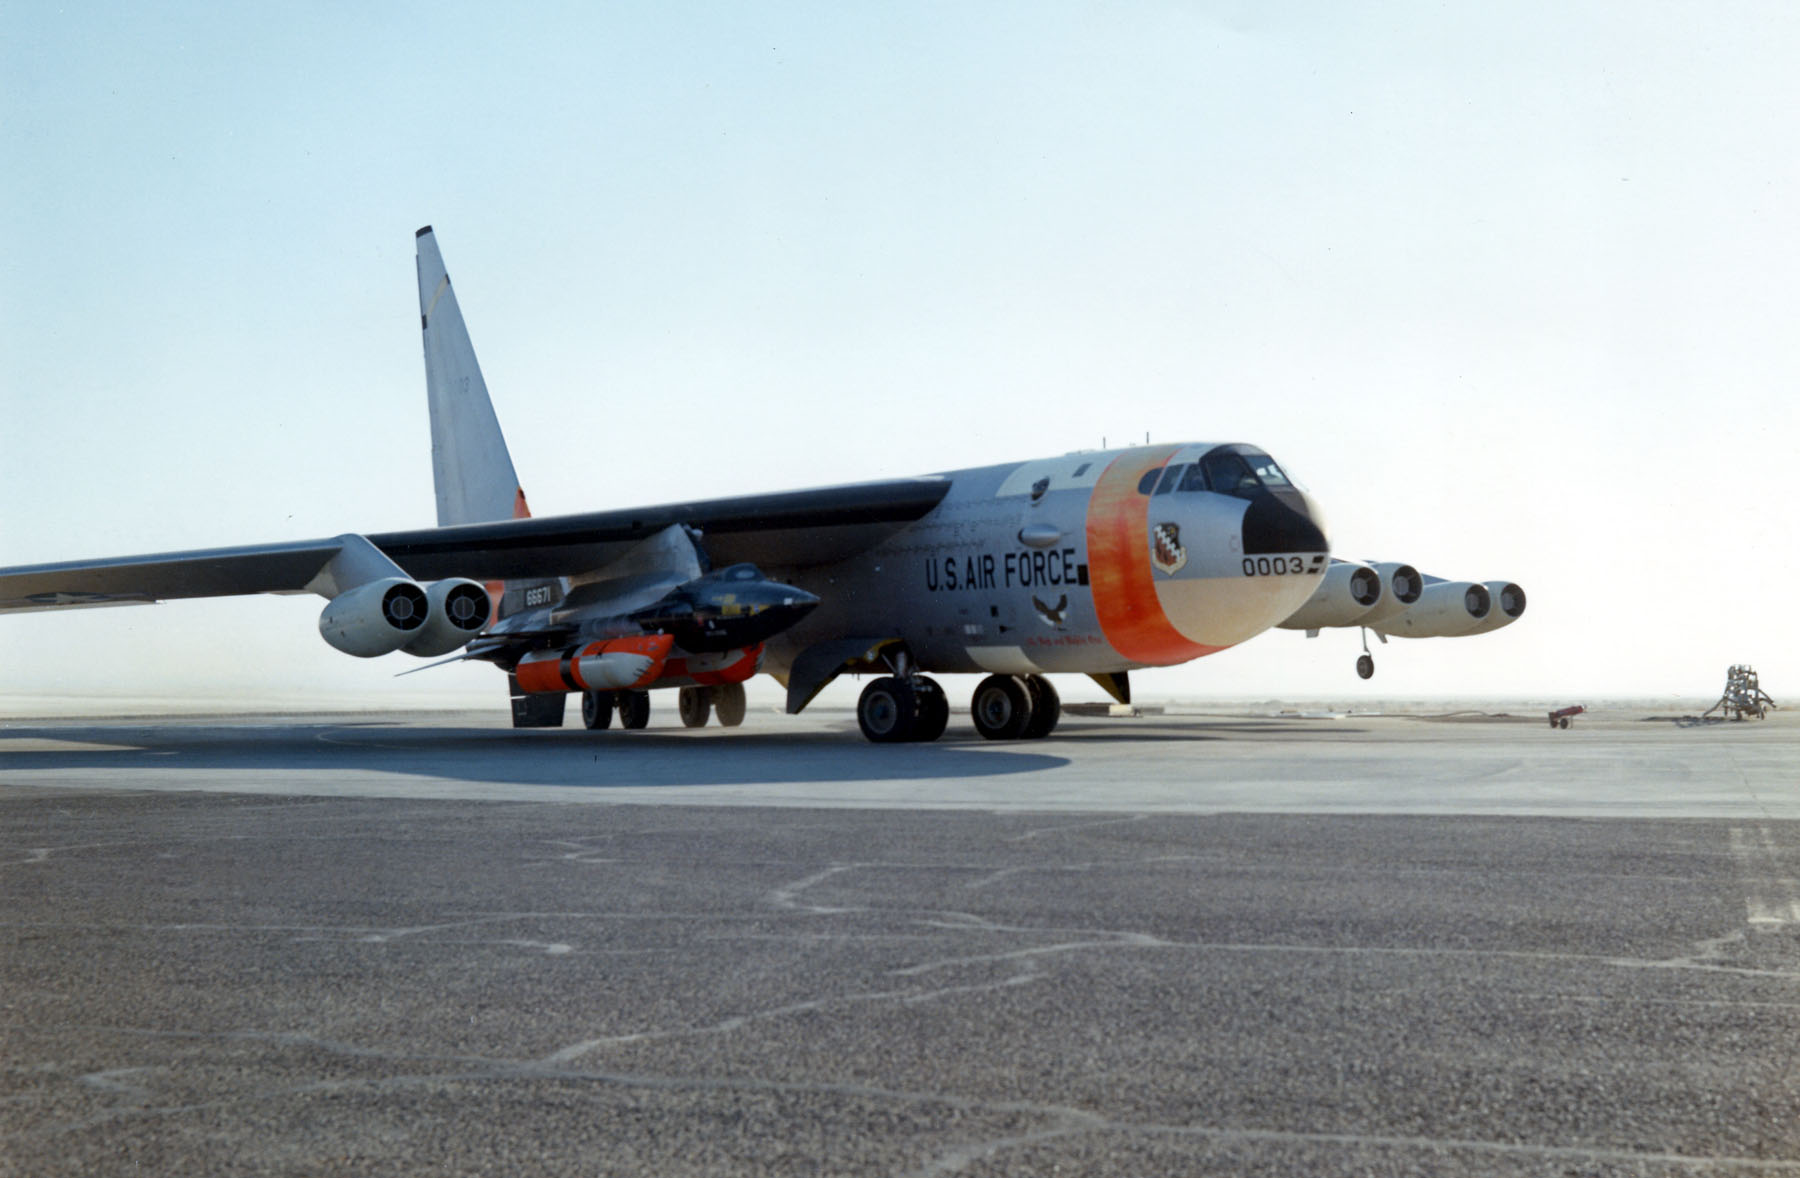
[6,3,1797,708]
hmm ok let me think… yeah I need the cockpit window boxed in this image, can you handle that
[1178,464,1209,493]
[1201,451,1260,498]
[1246,456,1292,488]
[1137,468,1161,495]
[1154,463,1187,495]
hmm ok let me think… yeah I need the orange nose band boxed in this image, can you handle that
[1085,449,1221,666]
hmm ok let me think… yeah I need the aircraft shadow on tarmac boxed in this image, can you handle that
[0,722,1076,788]
[0,716,1372,789]
[1057,719,1372,742]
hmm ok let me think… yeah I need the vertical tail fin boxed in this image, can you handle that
[415,226,530,527]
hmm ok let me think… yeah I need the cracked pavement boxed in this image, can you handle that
[3,708,1800,1174]
[3,783,1799,1174]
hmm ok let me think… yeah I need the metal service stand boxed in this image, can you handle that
[1703,664,1778,721]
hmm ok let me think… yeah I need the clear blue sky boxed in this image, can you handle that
[4,2,1798,708]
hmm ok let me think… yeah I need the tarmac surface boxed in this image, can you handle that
[2,705,1798,1175]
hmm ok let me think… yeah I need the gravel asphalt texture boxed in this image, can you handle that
[4,769,1798,1175]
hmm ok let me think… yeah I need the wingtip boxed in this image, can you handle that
[415,225,433,238]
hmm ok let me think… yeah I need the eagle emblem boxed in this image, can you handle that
[1151,522,1187,575]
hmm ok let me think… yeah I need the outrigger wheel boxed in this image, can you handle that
[1356,654,1375,680]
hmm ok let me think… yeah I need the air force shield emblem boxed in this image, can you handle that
[1151,522,1188,576]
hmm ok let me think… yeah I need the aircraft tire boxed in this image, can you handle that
[581,690,614,730]
[714,683,747,727]
[971,674,1034,741]
[858,677,917,743]
[678,686,712,728]
[1020,675,1061,739]
[911,678,949,743]
[1356,654,1375,680]
[618,690,652,730]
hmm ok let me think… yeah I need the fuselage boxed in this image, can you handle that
[763,442,1329,679]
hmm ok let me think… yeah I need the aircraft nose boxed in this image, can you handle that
[1241,489,1328,556]
[728,580,820,645]
[769,585,821,623]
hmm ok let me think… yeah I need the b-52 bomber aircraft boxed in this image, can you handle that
[0,228,1520,740]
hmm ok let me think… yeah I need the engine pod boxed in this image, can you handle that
[1460,581,1527,635]
[1354,562,1423,627]
[401,579,493,657]
[1370,579,1492,638]
[1277,559,1382,630]
[319,577,429,657]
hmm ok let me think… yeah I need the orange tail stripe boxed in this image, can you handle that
[484,488,533,628]
[1085,448,1218,666]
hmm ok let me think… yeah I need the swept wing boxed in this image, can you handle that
[0,478,947,613]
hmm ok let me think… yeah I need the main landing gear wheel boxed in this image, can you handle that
[858,676,917,743]
[1021,675,1061,739]
[617,690,651,730]
[912,677,949,743]
[971,674,1034,741]
[581,690,614,730]
[1356,654,1376,680]
[678,686,712,728]
[713,682,747,728]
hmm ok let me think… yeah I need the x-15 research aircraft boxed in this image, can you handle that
[0,228,1525,741]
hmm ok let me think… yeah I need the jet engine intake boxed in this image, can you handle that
[401,579,493,657]
[1277,560,1382,630]
[1353,562,1423,627]
[319,577,430,657]
[1371,578,1491,638]
[1461,581,1527,635]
